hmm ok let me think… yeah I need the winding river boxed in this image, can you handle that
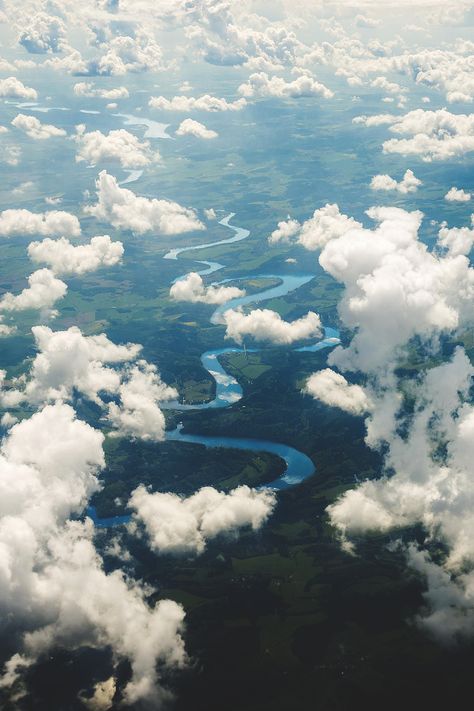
[3,104,339,522]
[91,214,340,527]
[163,215,340,411]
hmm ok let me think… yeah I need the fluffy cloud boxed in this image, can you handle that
[0,209,80,238]
[170,272,244,305]
[445,187,471,202]
[182,1,304,68]
[11,114,66,140]
[149,94,246,112]
[73,82,129,100]
[43,49,89,75]
[107,361,177,441]
[292,198,474,637]
[0,77,37,100]
[269,204,361,250]
[223,307,321,345]
[327,349,474,548]
[0,403,186,705]
[175,118,218,139]
[18,12,66,54]
[86,170,204,235]
[356,109,474,161]
[370,76,406,95]
[41,24,166,77]
[27,235,124,275]
[74,125,159,168]
[389,44,474,104]
[87,30,165,76]
[129,484,276,555]
[313,206,474,373]
[352,114,397,127]
[297,30,474,105]
[2,325,139,406]
[370,169,422,194]
[269,217,300,244]
[1,325,176,441]
[438,215,474,256]
[238,71,333,100]
[305,369,372,416]
[403,543,474,641]
[0,269,67,313]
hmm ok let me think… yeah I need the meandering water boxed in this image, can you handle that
[3,105,339,522]
[166,425,315,491]
[114,113,171,140]
[163,215,340,477]
[164,213,249,260]
[164,215,340,410]
[91,214,340,526]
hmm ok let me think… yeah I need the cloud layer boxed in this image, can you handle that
[284,200,474,639]
[0,403,186,705]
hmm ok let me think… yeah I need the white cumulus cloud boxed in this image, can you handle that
[311,206,474,373]
[74,125,159,168]
[86,170,205,235]
[170,272,244,305]
[356,109,474,161]
[292,197,474,637]
[27,235,124,275]
[223,307,322,344]
[0,269,67,313]
[0,403,186,705]
[0,77,37,100]
[445,186,471,202]
[107,361,177,442]
[18,11,66,54]
[238,71,333,100]
[1,325,139,406]
[0,209,80,238]
[175,118,218,139]
[438,215,474,256]
[149,94,246,112]
[129,484,276,555]
[11,114,66,140]
[1,326,177,441]
[269,204,361,250]
[73,82,129,100]
[305,369,372,416]
[370,169,422,194]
